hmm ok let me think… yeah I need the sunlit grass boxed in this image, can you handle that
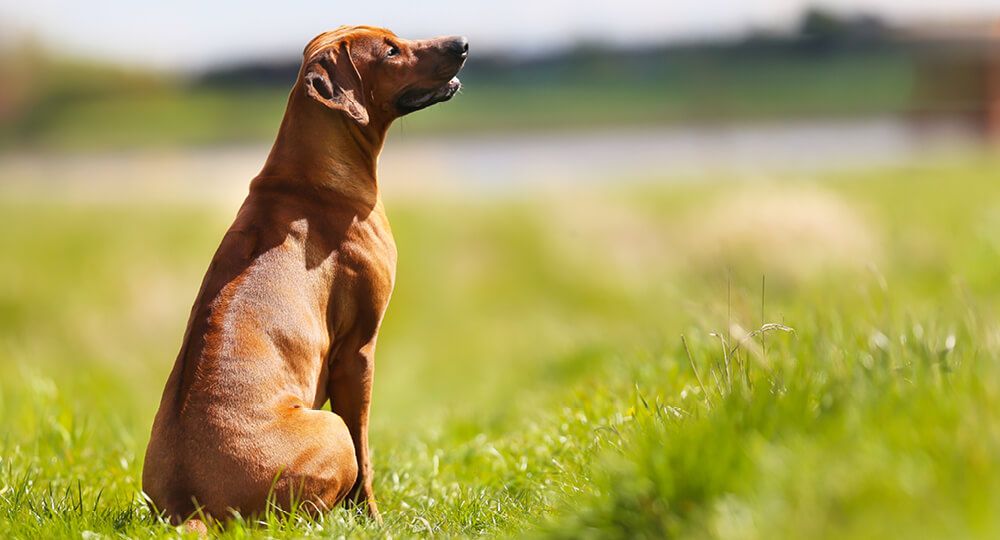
[1,155,999,537]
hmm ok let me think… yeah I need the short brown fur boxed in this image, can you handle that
[142,26,467,524]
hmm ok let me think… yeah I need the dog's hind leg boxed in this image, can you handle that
[268,406,359,515]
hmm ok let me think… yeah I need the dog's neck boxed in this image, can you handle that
[255,88,389,206]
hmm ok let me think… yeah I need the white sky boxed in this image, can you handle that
[2,0,1000,70]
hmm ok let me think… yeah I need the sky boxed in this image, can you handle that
[2,0,1000,70]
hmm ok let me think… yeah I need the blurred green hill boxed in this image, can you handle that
[0,8,991,150]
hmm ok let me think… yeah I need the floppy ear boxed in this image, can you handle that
[303,41,369,125]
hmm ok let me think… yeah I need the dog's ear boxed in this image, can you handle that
[303,41,369,125]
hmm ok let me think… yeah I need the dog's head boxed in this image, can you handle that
[300,26,468,127]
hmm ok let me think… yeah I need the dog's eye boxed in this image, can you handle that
[386,45,400,58]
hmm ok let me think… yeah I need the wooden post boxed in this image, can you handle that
[987,22,1000,143]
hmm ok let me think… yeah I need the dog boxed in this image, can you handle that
[142,25,468,526]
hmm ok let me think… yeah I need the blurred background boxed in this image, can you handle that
[4,1,1000,537]
[2,1,1000,198]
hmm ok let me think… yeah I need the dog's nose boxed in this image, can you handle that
[447,36,469,58]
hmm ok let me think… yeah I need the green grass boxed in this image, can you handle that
[2,155,1000,538]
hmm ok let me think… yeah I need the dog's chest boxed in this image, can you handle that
[323,216,396,330]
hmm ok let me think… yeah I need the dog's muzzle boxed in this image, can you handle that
[396,77,462,114]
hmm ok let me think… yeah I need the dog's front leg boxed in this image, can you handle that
[329,341,381,523]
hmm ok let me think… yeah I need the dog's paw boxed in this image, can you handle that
[182,518,208,537]
[364,500,383,525]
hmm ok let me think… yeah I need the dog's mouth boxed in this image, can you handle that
[396,77,461,114]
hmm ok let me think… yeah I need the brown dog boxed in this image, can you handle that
[142,26,467,525]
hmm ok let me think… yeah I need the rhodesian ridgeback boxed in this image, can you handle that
[142,25,468,526]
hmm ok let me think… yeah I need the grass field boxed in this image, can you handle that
[2,154,1000,538]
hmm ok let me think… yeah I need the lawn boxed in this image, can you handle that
[2,154,1000,538]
